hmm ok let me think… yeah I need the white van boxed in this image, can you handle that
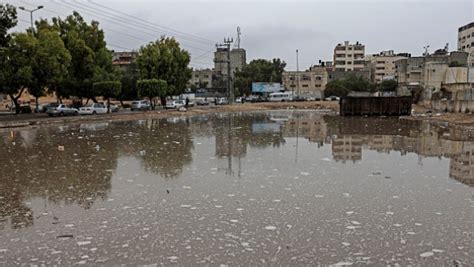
[269,92,293,102]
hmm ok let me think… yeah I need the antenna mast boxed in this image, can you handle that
[235,26,241,49]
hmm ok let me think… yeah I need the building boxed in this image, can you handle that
[368,50,410,83]
[112,51,138,70]
[395,50,469,99]
[282,65,329,99]
[189,69,214,89]
[214,48,246,77]
[333,41,365,71]
[458,22,474,67]
[327,69,371,82]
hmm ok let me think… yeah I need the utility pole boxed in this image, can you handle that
[19,5,43,33]
[296,49,300,97]
[217,38,234,103]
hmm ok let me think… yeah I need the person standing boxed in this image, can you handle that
[185,97,189,108]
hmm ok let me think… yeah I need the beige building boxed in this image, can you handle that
[458,22,474,67]
[282,65,329,99]
[333,41,365,71]
[214,48,246,77]
[395,51,469,99]
[368,50,410,83]
[189,69,214,89]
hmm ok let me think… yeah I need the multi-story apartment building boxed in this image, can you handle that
[368,50,410,83]
[395,50,469,99]
[189,69,214,89]
[282,65,329,99]
[214,48,246,77]
[333,41,365,71]
[458,22,474,67]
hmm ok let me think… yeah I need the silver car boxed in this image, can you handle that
[131,100,151,111]
[46,104,79,117]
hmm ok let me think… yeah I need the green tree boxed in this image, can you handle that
[324,74,374,97]
[136,37,191,105]
[119,62,140,104]
[234,58,286,95]
[92,81,121,113]
[30,23,71,111]
[0,3,17,47]
[377,80,398,92]
[52,12,114,102]
[0,33,36,113]
[137,79,167,110]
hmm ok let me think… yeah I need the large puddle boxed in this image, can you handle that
[0,111,473,265]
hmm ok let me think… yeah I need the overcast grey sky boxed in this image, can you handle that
[8,0,474,70]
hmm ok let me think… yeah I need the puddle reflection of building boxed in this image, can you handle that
[281,114,327,146]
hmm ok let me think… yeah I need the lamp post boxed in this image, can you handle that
[18,5,43,31]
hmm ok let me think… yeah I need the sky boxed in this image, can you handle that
[7,0,474,70]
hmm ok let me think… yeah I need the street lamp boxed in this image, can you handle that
[18,6,43,31]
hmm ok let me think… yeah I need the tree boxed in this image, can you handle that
[30,23,71,111]
[324,74,374,97]
[119,62,140,104]
[0,32,36,113]
[0,4,17,47]
[377,80,398,92]
[234,58,286,96]
[137,79,167,110]
[136,37,191,105]
[92,81,121,113]
[52,12,114,102]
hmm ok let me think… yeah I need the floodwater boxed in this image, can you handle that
[0,111,473,265]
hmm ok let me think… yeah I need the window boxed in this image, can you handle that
[204,75,209,78]
[315,75,322,80]
[302,84,309,87]
[302,75,310,81]
[315,84,321,87]
[347,61,352,64]
[195,75,199,78]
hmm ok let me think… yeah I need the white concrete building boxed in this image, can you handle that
[458,22,474,67]
[333,41,365,71]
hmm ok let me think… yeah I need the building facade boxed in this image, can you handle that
[333,41,365,71]
[112,51,138,70]
[395,50,469,99]
[368,50,410,83]
[189,69,214,89]
[214,48,246,77]
[458,22,474,67]
[282,65,329,99]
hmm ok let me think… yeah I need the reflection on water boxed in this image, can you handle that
[0,111,473,265]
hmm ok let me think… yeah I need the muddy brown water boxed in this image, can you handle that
[0,111,473,265]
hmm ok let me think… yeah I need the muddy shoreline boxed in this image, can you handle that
[1,101,474,130]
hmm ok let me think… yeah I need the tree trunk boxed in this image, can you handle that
[35,96,39,113]
[85,98,90,105]
[107,98,110,113]
[9,95,20,114]
[160,96,166,107]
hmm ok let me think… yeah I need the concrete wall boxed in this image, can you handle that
[431,99,474,113]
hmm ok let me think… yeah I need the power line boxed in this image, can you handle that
[52,0,211,53]
[87,0,214,45]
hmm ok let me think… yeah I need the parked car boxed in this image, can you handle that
[36,103,59,113]
[216,97,229,105]
[79,103,108,115]
[166,100,186,109]
[109,104,120,112]
[131,100,151,111]
[235,97,243,103]
[46,104,79,116]
[196,99,209,106]
[325,96,340,101]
